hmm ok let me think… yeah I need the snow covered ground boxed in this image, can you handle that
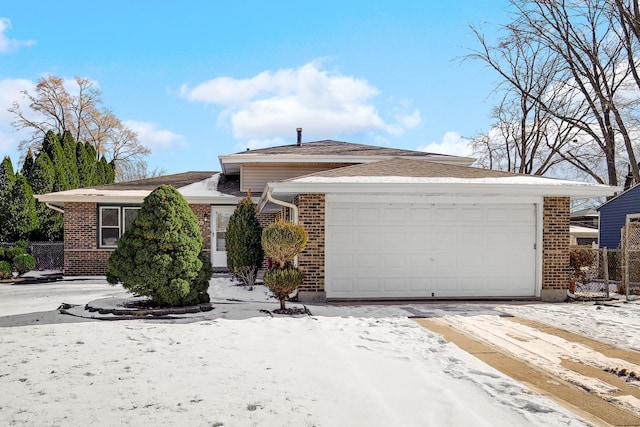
[0,276,638,426]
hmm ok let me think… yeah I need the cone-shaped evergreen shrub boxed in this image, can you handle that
[261,221,308,310]
[226,194,263,285]
[107,185,210,307]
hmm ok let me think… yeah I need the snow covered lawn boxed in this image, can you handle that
[1,276,638,426]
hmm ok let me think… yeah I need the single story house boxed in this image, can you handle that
[597,184,640,249]
[36,139,618,302]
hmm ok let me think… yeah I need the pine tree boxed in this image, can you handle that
[21,149,34,176]
[107,185,210,307]
[76,141,95,187]
[226,193,264,286]
[61,130,79,189]
[44,133,71,192]
[28,152,62,241]
[0,157,16,242]
[5,175,39,241]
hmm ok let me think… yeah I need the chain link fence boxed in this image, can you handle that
[571,223,640,301]
[1,241,63,271]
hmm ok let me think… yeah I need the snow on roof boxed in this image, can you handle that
[291,175,613,187]
[177,173,235,198]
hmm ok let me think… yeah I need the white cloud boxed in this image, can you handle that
[0,77,34,123]
[124,120,185,150]
[0,18,35,53]
[396,109,421,129]
[417,131,473,157]
[181,61,420,141]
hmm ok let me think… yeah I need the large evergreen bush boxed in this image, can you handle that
[261,221,308,310]
[106,185,210,307]
[226,193,264,287]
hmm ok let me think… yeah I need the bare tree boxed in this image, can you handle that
[468,0,640,186]
[9,75,151,181]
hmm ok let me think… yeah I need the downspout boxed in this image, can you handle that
[45,203,64,214]
[265,186,299,225]
[265,186,300,268]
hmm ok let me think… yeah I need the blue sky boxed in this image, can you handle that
[0,1,508,175]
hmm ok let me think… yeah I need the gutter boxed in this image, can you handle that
[264,186,299,225]
[45,203,64,214]
[263,186,300,268]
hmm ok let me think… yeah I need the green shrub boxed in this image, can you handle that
[0,261,11,279]
[13,240,29,250]
[226,194,263,286]
[261,221,308,269]
[107,185,209,307]
[13,253,36,275]
[261,221,308,310]
[5,247,27,262]
[191,251,213,303]
[0,248,5,261]
[263,267,305,309]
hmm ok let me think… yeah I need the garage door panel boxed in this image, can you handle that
[383,207,406,222]
[384,253,406,268]
[357,254,380,268]
[383,278,406,292]
[434,230,457,247]
[330,207,354,223]
[434,206,457,221]
[410,207,432,222]
[485,207,512,222]
[331,253,354,269]
[357,207,380,222]
[357,278,379,292]
[326,201,537,299]
[460,277,482,292]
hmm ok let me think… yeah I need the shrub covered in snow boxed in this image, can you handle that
[225,193,263,287]
[106,185,210,307]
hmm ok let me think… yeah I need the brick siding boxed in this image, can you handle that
[541,196,571,291]
[295,194,325,293]
[64,202,214,276]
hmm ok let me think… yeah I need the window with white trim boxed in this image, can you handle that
[99,206,141,248]
[626,213,640,225]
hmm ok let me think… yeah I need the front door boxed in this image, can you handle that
[211,206,236,268]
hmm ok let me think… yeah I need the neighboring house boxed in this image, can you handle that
[570,206,599,246]
[569,226,598,246]
[597,184,640,249]
[36,139,617,302]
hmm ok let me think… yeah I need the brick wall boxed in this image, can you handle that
[189,204,211,252]
[295,194,325,293]
[64,202,109,275]
[541,196,570,292]
[64,202,214,276]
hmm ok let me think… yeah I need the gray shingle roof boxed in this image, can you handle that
[92,171,217,191]
[289,157,520,180]
[232,140,451,158]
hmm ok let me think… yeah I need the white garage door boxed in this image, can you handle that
[325,199,538,299]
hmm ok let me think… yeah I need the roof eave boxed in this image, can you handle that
[267,181,620,199]
[218,153,475,174]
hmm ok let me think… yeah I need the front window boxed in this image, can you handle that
[216,211,232,251]
[99,206,141,248]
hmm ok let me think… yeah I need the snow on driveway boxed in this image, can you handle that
[2,277,636,426]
